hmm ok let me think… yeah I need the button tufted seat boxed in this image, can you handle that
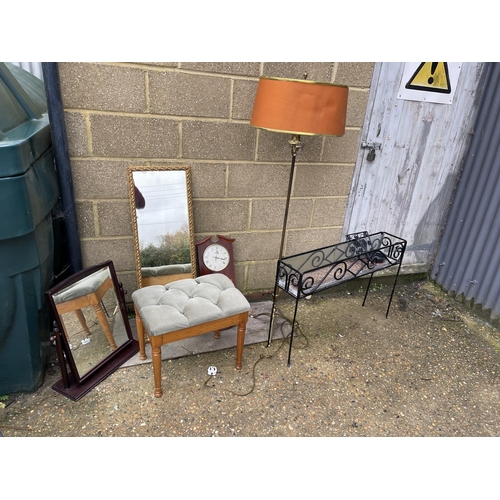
[53,268,117,350]
[132,274,250,397]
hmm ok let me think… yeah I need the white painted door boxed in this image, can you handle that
[343,62,484,273]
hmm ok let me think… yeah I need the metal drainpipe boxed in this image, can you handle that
[41,62,83,275]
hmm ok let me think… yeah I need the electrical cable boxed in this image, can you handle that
[203,309,309,397]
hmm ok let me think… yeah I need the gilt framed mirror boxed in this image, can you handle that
[128,165,196,288]
[46,261,139,401]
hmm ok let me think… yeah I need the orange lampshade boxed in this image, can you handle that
[250,76,348,137]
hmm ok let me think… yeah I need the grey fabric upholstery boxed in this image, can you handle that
[141,263,192,277]
[53,268,110,304]
[131,274,250,337]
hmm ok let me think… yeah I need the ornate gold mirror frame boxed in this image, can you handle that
[128,165,196,288]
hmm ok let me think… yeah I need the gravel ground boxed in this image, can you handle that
[2,277,500,438]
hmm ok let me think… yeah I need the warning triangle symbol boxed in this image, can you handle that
[405,62,451,94]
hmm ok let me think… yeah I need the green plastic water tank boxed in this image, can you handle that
[0,63,59,394]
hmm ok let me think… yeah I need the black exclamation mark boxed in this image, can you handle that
[428,62,438,84]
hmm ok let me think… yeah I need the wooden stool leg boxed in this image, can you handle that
[93,303,118,350]
[214,331,220,339]
[151,341,163,398]
[74,309,91,336]
[235,316,247,370]
[134,306,147,360]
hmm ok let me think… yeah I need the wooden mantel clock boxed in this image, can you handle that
[195,234,236,284]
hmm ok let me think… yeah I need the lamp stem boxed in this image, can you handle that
[278,135,301,261]
[268,134,302,348]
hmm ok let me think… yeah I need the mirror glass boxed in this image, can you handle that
[128,165,196,288]
[51,266,126,378]
[46,261,139,400]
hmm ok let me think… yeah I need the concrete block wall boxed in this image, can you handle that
[58,62,374,296]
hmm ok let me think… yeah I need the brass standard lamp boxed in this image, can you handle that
[250,74,348,347]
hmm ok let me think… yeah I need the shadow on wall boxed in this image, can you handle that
[410,173,455,269]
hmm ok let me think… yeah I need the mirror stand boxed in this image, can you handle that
[51,324,139,401]
[51,343,139,401]
[47,261,139,401]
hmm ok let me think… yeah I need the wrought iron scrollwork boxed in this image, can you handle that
[392,243,405,260]
[382,236,405,261]
[301,276,315,294]
[347,236,374,258]
[333,261,348,281]
[382,235,393,248]
[277,263,290,290]
[310,250,326,268]
[289,271,302,290]
[270,231,407,367]
[276,232,406,299]
[346,231,368,241]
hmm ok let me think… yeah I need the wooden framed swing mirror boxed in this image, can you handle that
[46,261,139,401]
[127,165,196,288]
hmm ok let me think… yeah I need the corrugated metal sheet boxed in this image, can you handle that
[344,62,485,274]
[10,62,43,80]
[431,63,500,321]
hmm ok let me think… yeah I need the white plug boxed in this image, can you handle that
[207,366,217,376]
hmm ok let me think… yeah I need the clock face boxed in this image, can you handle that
[203,244,230,271]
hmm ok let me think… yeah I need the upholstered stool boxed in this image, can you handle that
[131,274,250,397]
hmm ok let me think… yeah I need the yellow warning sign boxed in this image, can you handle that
[405,62,451,94]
